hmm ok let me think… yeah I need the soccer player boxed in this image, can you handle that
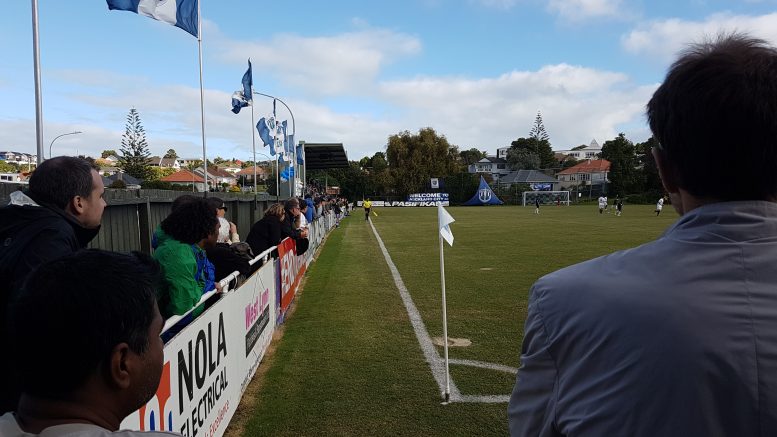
[655,196,665,216]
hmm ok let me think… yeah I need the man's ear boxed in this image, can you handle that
[67,196,85,216]
[108,343,132,390]
[652,147,679,194]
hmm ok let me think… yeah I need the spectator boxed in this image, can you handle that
[1,250,176,436]
[0,156,106,413]
[151,195,198,249]
[281,198,310,255]
[508,34,777,436]
[304,196,314,223]
[246,203,285,259]
[298,198,309,231]
[154,198,220,319]
[206,197,239,244]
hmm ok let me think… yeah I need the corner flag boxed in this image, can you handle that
[438,205,454,246]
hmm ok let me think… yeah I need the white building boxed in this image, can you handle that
[467,157,510,181]
[556,139,602,161]
[0,151,37,165]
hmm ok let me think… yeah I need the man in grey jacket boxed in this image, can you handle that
[508,34,777,436]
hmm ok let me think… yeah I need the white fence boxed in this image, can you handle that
[120,211,339,436]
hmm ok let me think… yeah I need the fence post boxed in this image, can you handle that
[138,198,152,255]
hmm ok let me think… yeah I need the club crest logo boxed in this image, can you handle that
[478,189,492,203]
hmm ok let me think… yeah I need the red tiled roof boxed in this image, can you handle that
[557,159,611,175]
[161,169,204,183]
[236,166,267,176]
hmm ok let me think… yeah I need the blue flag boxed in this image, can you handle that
[242,60,252,102]
[231,91,249,114]
[296,144,304,165]
[230,60,253,114]
[256,117,275,156]
[106,0,199,38]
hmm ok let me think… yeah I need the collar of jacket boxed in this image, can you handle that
[23,191,101,247]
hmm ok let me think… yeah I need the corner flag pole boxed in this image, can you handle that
[438,209,452,403]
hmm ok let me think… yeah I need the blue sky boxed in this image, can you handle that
[2,1,777,162]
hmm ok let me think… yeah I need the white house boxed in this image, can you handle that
[556,139,602,161]
[467,157,510,181]
[0,151,37,165]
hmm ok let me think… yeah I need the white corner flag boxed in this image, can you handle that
[438,205,455,246]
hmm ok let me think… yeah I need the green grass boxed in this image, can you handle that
[238,205,677,436]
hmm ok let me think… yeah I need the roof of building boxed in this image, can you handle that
[500,169,557,184]
[304,143,349,170]
[106,173,142,185]
[557,159,611,175]
[477,156,507,164]
[236,166,268,176]
[194,166,234,178]
[161,169,204,183]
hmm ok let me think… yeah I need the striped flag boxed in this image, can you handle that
[107,0,199,38]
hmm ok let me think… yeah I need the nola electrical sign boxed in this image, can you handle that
[121,262,277,437]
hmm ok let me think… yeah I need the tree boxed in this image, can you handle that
[101,149,118,159]
[529,110,550,142]
[386,128,461,197]
[507,148,541,170]
[635,136,663,196]
[163,149,178,159]
[118,108,153,181]
[506,137,552,170]
[600,133,640,196]
[0,161,18,173]
[459,148,487,165]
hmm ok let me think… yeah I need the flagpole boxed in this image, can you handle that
[254,92,295,199]
[31,0,44,165]
[197,0,208,196]
[250,89,257,194]
[439,229,451,403]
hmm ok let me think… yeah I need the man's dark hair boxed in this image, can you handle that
[647,33,777,200]
[284,197,300,211]
[28,156,96,209]
[205,196,224,211]
[171,194,199,212]
[160,198,218,245]
[7,250,162,399]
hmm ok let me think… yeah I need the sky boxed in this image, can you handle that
[2,1,777,163]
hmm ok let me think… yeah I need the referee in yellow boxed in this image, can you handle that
[363,198,372,221]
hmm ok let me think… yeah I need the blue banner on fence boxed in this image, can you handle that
[407,193,449,202]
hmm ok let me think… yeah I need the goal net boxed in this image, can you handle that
[522,190,571,206]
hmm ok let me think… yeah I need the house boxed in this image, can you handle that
[556,139,602,161]
[193,166,237,187]
[467,157,510,181]
[100,166,121,176]
[236,166,268,182]
[102,154,120,163]
[496,147,510,159]
[147,156,181,169]
[0,173,24,183]
[0,151,37,165]
[556,159,610,196]
[498,169,559,191]
[161,169,206,192]
[102,172,142,189]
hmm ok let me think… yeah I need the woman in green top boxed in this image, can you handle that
[154,198,220,319]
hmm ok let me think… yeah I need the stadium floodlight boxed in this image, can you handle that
[522,190,571,206]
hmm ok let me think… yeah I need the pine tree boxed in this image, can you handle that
[118,108,153,181]
[529,110,550,142]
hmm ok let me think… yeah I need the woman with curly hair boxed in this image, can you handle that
[154,198,220,319]
[246,203,286,259]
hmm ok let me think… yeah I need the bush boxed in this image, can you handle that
[108,179,127,189]
[141,180,174,190]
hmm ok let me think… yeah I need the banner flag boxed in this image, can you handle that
[296,144,304,165]
[106,0,199,38]
[256,117,276,156]
[462,176,504,206]
[438,205,455,246]
[230,60,253,114]
[231,91,249,114]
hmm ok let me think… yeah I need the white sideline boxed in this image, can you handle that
[368,220,511,404]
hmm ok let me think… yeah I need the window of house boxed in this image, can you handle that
[497,164,505,169]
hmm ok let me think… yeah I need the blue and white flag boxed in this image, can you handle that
[231,91,249,114]
[296,143,304,165]
[276,120,288,162]
[231,60,253,113]
[241,60,252,102]
[256,117,276,156]
[106,0,199,38]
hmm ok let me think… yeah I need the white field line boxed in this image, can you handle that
[368,220,511,404]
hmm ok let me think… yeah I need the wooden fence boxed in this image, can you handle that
[0,184,279,254]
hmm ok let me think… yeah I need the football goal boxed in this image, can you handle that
[522,190,571,206]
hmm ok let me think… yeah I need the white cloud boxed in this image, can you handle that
[547,0,623,21]
[378,64,656,151]
[622,12,777,61]
[211,24,421,96]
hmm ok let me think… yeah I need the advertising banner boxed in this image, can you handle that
[407,193,449,202]
[277,237,306,317]
[120,262,277,437]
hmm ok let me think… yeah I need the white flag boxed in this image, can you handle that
[438,205,455,246]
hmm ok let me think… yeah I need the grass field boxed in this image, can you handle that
[232,204,678,436]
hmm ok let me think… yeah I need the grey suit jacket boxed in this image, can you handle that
[508,201,777,437]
